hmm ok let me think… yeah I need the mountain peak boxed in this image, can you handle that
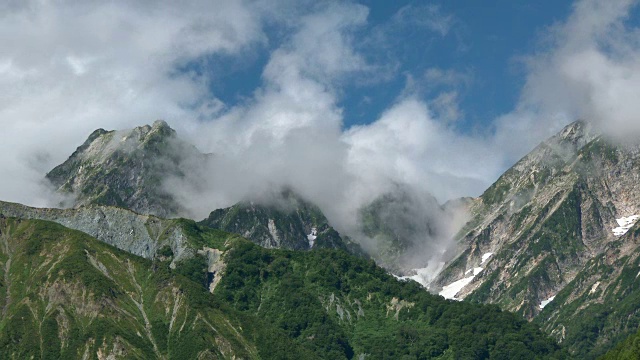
[433,119,640,356]
[199,188,354,251]
[46,121,201,217]
[146,119,175,139]
[152,119,169,128]
[121,120,177,150]
[556,119,595,148]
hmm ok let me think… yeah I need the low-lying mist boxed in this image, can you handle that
[162,99,477,274]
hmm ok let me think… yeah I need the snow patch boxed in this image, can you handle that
[589,282,600,295]
[267,219,280,242]
[539,295,556,310]
[307,227,317,248]
[613,215,640,236]
[439,267,483,301]
[439,276,475,301]
[481,253,493,264]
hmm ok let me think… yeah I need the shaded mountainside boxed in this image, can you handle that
[432,121,640,358]
[215,239,568,360]
[360,189,435,270]
[358,186,468,278]
[0,215,568,359]
[200,191,360,253]
[46,120,206,218]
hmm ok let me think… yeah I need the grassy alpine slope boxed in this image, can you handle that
[0,216,258,359]
[0,213,568,359]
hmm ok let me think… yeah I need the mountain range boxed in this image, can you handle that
[1,120,639,359]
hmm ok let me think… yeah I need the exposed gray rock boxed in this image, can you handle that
[199,190,356,252]
[46,120,206,218]
[0,200,193,264]
[434,120,640,324]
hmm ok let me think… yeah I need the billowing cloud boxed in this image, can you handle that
[2,0,640,275]
[0,0,269,206]
[495,0,640,159]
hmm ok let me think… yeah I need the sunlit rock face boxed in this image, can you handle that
[433,120,640,356]
[46,120,205,218]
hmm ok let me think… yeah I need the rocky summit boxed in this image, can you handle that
[200,190,357,252]
[46,120,205,218]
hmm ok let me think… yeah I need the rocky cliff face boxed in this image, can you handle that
[46,120,205,218]
[0,200,219,268]
[535,220,640,358]
[199,190,353,252]
[432,120,640,357]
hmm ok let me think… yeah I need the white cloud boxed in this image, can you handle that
[496,0,640,156]
[424,68,473,89]
[344,99,499,206]
[3,0,640,273]
[0,0,266,206]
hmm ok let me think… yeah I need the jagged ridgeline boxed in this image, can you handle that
[0,211,567,359]
[46,122,361,255]
[46,120,205,218]
[433,120,640,358]
[42,121,461,271]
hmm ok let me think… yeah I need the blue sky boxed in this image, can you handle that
[206,0,575,132]
[1,0,640,214]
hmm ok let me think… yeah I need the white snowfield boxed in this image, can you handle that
[465,267,484,276]
[539,295,555,310]
[439,267,483,301]
[307,227,317,248]
[613,215,640,236]
[437,254,493,301]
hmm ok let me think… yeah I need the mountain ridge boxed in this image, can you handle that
[0,213,568,359]
[15,118,640,358]
[431,120,640,358]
